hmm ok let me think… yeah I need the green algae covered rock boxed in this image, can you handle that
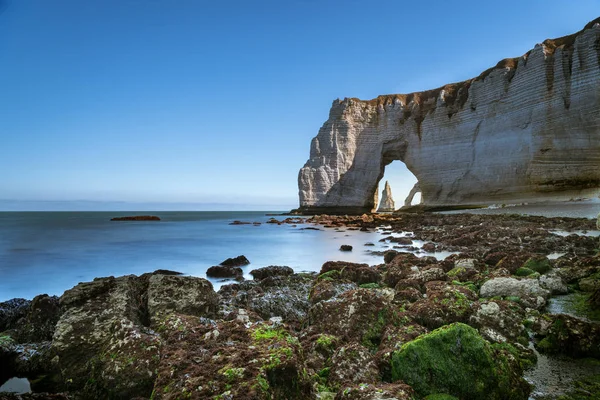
[522,256,551,275]
[390,323,530,400]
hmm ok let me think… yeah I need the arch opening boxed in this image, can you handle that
[375,160,421,212]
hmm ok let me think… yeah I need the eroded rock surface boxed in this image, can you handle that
[298,19,600,213]
[377,181,395,212]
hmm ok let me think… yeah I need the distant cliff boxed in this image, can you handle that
[298,18,600,214]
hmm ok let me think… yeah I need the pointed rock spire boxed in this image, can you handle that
[377,181,395,212]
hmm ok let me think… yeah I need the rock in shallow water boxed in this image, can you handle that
[219,255,250,267]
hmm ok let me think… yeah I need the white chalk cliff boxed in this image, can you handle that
[298,18,600,214]
[377,181,395,212]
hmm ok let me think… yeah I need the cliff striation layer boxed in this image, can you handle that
[298,18,600,214]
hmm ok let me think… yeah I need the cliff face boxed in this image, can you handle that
[298,19,600,214]
[377,181,395,212]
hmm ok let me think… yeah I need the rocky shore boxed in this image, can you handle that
[1,212,599,399]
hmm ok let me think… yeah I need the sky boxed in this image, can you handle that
[0,0,598,211]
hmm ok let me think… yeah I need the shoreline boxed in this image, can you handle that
[1,212,599,399]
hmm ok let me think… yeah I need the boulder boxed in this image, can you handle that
[154,319,313,400]
[0,299,30,332]
[340,245,353,251]
[328,343,379,388]
[535,314,600,358]
[409,284,477,329]
[469,300,526,343]
[308,289,394,350]
[219,274,314,324]
[206,264,243,279]
[220,255,250,267]
[147,274,219,323]
[479,277,549,300]
[538,273,568,295]
[51,275,161,398]
[390,323,530,399]
[250,265,294,280]
[12,294,60,343]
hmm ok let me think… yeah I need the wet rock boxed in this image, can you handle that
[389,237,413,245]
[147,274,219,322]
[154,319,313,400]
[393,287,422,303]
[538,273,568,295]
[469,300,526,343]
[219,255,250,267]
[328,343,379,388]
[579,272,600,292]
[480,277,549,301]
[110,215,160,221]
[521,256,551,274]
[454,258,477,270]
[0,393,71,399]
[308,289,394,350]
[334,383,414,400]
[535,314,600,358]
[52,275,161,398]
[0,299,30,332]
[309,278,358,304]
[409,284,477,329]
[591,288,600,309]
[219,274,314,324]
[383,250,399,264]
[9,295,60,343]
[249,265,294,280]
[340,245,353,251]
[320,261,381,285]
[206,264,243,279]
[390,323,530,400]
[422,242,436,253]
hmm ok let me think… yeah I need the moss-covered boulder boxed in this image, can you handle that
[408,284,477,329]
[579,272,600,292]
[534,314,600,358]
[522,256,551,274]
[390,323,530,400]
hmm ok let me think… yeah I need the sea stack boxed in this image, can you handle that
[377,181,395,212]
[297,18,600,215]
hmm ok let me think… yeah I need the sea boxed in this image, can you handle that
[0,211,396,301]
[1,202,598,302]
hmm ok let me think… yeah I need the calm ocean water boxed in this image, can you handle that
[1,204,598,302]
[0,211,396,301]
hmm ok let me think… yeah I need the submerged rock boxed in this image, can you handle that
[390,323,530,399]
[110,215,160,221]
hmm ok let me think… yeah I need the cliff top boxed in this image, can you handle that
[347,17,600,110]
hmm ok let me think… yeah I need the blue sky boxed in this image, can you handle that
[0,0,598,210]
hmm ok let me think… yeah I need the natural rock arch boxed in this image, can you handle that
[297,18,600,214]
